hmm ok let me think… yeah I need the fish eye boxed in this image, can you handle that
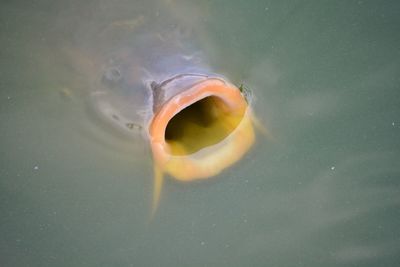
[102,67,122,87]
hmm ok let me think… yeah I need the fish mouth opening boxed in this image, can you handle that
[149,78,254,181]
[165,96,244,155]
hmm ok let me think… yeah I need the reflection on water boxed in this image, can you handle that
[1,0,400,266]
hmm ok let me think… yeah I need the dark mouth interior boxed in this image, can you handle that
[165,96,243,155]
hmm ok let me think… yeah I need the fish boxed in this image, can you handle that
[68,10,256,216]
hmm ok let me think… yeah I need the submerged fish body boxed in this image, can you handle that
[84,18,256,215]
[90,31,211,134]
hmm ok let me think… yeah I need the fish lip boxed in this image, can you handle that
[149,73,215,113]
[149,77,254,181]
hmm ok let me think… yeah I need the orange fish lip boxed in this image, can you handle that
[149,77,255,181]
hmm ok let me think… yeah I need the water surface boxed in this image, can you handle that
[1,1,399,266]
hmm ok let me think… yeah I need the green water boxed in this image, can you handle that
[1,1,399,266]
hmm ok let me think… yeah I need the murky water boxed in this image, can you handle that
[1,1,399,266]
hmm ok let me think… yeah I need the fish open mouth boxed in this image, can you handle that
[149,78,255,181]
[165,95,244,155]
